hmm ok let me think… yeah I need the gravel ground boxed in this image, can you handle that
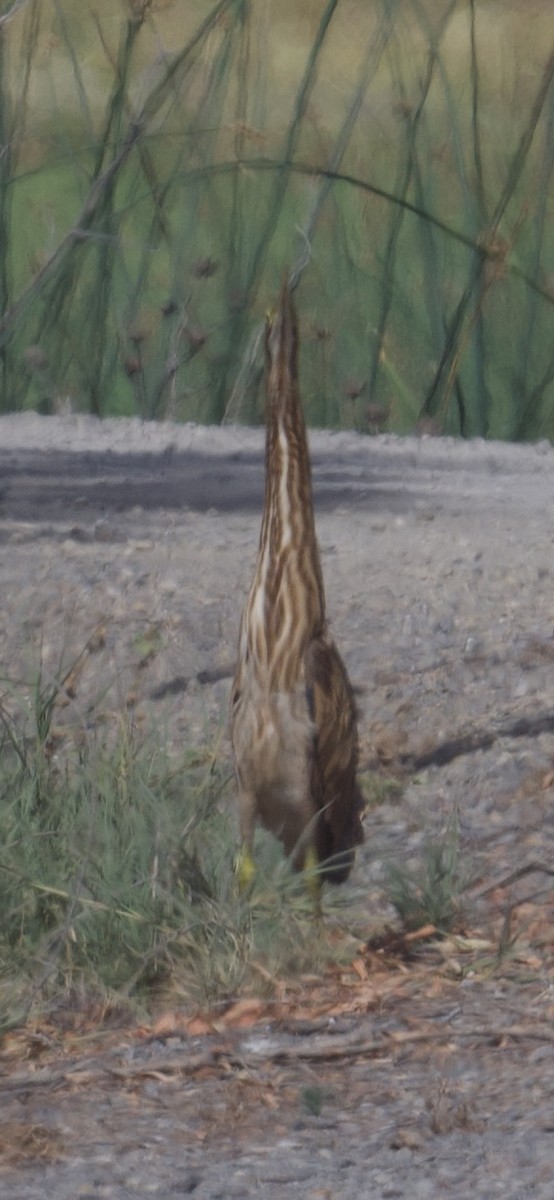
[0,414,553,1198]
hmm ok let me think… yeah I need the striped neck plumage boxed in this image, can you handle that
[259,285,321,577]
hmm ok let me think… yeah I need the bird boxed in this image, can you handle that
[230,278,364,894]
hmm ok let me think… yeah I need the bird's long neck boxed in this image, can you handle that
[243,285,325,688]
[260,323,322,601]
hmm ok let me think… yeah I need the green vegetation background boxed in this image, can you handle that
[0,0,553,438]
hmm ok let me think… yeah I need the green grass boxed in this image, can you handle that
[0,662,360,1032]
[385,816,468,934]
[0,0,553,435]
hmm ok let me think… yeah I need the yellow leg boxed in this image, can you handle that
[236,844,256,892]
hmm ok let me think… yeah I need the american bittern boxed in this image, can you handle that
[230,280,364,891]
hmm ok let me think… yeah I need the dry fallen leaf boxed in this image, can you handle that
[184,1015,216,1036]
[0,1122,64,1166]
[216,998,269,1030]
[151,1011,187,1037]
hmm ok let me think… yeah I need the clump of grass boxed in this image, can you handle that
[0,680,350,1031]
[385,818,467,934]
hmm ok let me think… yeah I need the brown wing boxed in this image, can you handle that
[304,633,364,883]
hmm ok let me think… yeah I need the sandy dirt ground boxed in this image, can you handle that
[0,414,553,1198]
